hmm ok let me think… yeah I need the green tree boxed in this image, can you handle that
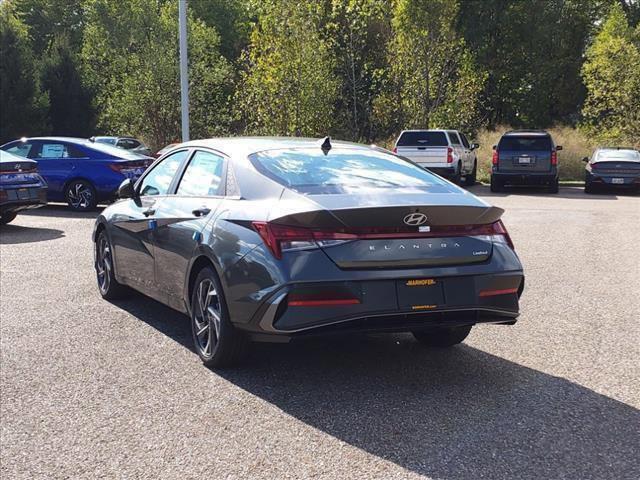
[327,0,391,141]
[82,0,234,150]
[237,0,340,136]
[581,3,640,145]
[0,3,48,143]
[41,34,95,137]
[457,0,604,127]
[12,0,85,54]
[373,0,485,136]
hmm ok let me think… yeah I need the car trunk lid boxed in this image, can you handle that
[266,191,505,269]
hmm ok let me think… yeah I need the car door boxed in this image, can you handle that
[447,131,467,173]
[109,149,189,299]
[24,141,78,200]
[152,149,228,309]
[459,133,473,173]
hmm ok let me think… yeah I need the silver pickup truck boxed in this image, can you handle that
[393,129,478,185]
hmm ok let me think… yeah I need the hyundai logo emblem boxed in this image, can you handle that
[403,213,428,226]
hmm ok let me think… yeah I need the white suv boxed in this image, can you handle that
[393,129,478,185]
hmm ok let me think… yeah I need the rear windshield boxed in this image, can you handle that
[499,136,552,151]
[396,131,448,147]
[596,150,640,161]
[250,148,454,195]
[85,141,147,159]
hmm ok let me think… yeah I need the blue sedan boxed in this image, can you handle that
[0,137,153,211]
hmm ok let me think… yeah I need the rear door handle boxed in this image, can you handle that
[143,208,155,217]
[192,207,211,217]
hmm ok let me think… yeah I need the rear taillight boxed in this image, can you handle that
[447,147,454,164]
[551,150,558,166]
[109,160,151,173]
[1,167,37,174]
[492,149,499,165]
[252,220,516,259]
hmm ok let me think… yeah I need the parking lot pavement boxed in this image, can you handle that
[1,187,639,479]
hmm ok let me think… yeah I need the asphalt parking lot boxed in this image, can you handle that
[1,186,639,479]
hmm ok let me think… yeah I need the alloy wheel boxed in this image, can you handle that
[68,183,93,209]
[193,279,222,358]
[96,235,112,293]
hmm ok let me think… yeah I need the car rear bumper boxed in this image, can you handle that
[241,271,524,338]
[586,172,640,187]
[0,186,47,214]
[492,171,557,185]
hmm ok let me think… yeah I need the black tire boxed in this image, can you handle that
[465,160,477,186]
[412,325,472,347]
[190,266,248,368]
[584,178,595,194]
[549,179,559,194]
[65,179,97,211]
[95,230,130,300]
[0,212,17,225]
[490,176,502,192]
[451,165,462,185]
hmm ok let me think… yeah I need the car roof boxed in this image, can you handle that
[17,136,97,146]
[179,136,371,158]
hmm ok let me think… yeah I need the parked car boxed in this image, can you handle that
[583,148,640,193]
[0,137,153,211]
[0,150,47,224]
[93,137,524,367]
[393,129,479,185]
[490,130,561,193]
[155,142,180,158]
[90,136,152,157]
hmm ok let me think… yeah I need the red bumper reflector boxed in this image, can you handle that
[288,298,360,307]
[479,288,518,297]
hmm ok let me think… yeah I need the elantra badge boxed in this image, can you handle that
[403,213,428,226]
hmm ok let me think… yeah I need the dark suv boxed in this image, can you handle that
[490,130,561,193]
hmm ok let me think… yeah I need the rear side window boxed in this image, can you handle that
[447,131,461,146]
[499,136,552,151]
[139,150,187,196]
[116,139,140,149]
[250,148,453,195]
[176,150,225,196]
[396,131,448,147]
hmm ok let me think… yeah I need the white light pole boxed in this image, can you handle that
[178,0,190,142]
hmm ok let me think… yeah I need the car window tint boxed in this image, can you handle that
[250,148,455,195]
[177,151,224,196]
[5,143,32,158]
[499,136,552,151]
[38,143,84,159]
[460,133,470,148]
[117,139,139,149]
[396,131,448,147]
[139,150,187,196]
[447,131,461,145]
[596,150,640,161]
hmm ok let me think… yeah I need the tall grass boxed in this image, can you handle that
[475,126,598,183]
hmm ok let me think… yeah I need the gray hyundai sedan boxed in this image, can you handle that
[93,137,524,367]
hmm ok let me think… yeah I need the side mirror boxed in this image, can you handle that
[556,145,563,151]
[582,157,589,163]
[117,178,136,199]
[472,143,480,150]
